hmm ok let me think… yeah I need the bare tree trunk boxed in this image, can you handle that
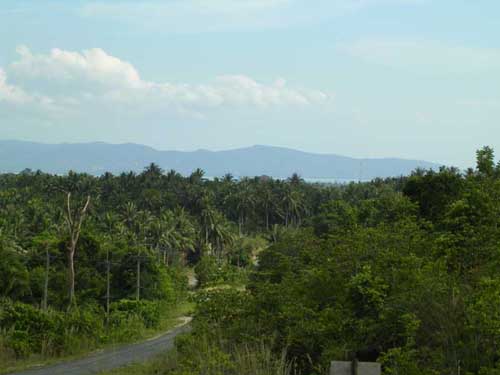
[63,193,91,308]
[68,242,76,305]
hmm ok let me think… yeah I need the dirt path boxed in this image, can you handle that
[8,317,192,375]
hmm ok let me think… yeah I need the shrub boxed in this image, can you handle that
[110,299,161,328]
[166,266,189,302]
[0,300,108,358]
[194,257,247,287]
[194,289,251,327]
[0,299,61,357]
[194,256,218,287]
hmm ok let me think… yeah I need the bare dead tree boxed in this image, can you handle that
[63,192,91,307]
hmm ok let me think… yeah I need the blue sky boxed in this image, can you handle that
[0,0,499,167]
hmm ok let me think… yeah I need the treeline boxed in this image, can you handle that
[0,165,403,308]
[4,147,500,374]
[171,147,500,375]
[0,161,397,366]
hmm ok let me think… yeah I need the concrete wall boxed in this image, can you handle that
[330,361,381,375]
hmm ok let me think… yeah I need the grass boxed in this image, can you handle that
[0,301,194,375]
[98,335,294,375]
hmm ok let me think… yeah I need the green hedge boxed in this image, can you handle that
[0,298,167,359]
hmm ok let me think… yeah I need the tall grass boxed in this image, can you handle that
[232,343,293,375]
[100,338,293,375]
[166,330,294,375]
[0,332,15,368]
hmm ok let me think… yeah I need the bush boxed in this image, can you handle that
[0,299,61,357]
[194,256,218,287]
[166,266,189,302]
[0,299,107,358]
[194,289,251,330]
[194,256,248,287]
[110,299,161,328]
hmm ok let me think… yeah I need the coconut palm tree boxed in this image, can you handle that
[280,188,307,227]
[234,179,256,236]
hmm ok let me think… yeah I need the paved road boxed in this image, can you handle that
[8,318,192,375]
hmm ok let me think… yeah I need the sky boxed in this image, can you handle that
[0,0,499,167]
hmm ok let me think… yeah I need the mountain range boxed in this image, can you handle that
[0,140,440,180]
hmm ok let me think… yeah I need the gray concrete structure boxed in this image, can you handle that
[330,361,381,375]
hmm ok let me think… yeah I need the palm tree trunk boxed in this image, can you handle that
[265,205,269,230]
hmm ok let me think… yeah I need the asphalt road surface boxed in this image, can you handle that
[8,317,192,375]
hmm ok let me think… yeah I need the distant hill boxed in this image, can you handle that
[0,140,440,180]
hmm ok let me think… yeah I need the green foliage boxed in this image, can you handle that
[169,330,292,375]
[0,235,30,300]
[227,236,266,267]
[312,200,357,236]
[194,256,218,287]
[175,147,500,374]
[0,300,59,357]
[379,347,423,375]
[0,299,105,358]
[2,148,500,375]
[194,289,251,328]
[194,256,247,287]
[110,299,161,328]
[476,146,496,177]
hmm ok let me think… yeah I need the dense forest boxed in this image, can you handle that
[1,147,500,374]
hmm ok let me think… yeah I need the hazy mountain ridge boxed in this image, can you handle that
[0,140,440,179]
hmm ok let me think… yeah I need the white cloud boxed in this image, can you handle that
[340,38,500,74]
[11,45,143,90]
[0,68,31,104]
[4,46,330,119]
[0,66,67,125]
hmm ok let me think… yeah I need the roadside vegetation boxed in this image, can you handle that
[2,147,500,374]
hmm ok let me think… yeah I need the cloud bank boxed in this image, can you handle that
[1,46,330,120]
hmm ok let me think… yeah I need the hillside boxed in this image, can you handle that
[0,140,439,179]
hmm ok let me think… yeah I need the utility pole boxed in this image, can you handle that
[42,244,50,311]
[351,359,358,375]
[106,247,111,326]
[136,252,141,301]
